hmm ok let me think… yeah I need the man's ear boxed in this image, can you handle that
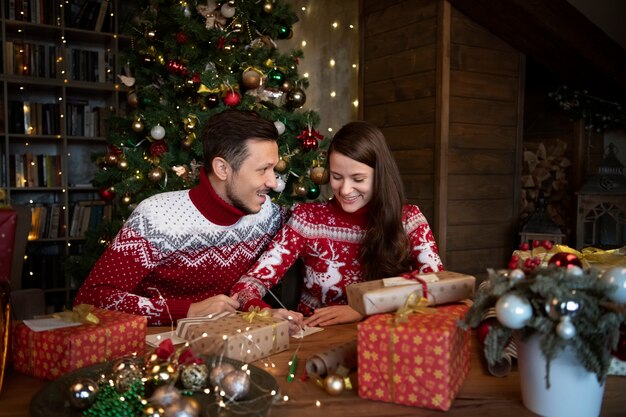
[212,157,230,181]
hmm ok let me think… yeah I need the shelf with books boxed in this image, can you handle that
[1,0,125,311]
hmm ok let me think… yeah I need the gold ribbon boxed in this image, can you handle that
[394,292,437,324]
[53,304,100,325]
[241,306,272,323]
[197,84,221,94]
[548,245,626,268]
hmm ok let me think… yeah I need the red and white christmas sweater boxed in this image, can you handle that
[231,199,443,315]
[74,171,285,325]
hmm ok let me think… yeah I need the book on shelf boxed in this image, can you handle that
[9,153,62,188]
[69,200,111,238]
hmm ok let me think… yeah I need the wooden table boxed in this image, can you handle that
[1,324,625,416]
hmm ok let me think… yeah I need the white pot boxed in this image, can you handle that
[517,334,605,417]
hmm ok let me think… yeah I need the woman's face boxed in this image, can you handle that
[329,151,374,213]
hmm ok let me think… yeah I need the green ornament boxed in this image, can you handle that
[277,25,292,39]
[267,69,285,87]
[307,185,320,200]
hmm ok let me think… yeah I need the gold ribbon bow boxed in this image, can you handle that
[241,306,272,323]
[53,304,100,325]
[394,292,437,324]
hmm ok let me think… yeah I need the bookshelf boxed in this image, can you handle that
[1,0,127,312]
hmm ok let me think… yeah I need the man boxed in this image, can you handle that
[74,110,302,330]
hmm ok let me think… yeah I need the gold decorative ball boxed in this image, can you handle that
[280,80,293,93]
[294,183,308,197]
[105,153,119,166]
[323,374,345,396]
[182,133,196,149]
[310,167,329,185]
[117,159,129,171]
[127,92,139,108]
[132,119,144,132]
[275,158,288,173]
[242,69,262,89]
[263,1,273,13]
[148,167,165,183]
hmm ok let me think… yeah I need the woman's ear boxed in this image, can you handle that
[212,157,230,181]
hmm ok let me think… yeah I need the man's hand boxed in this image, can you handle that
[187,294,240,318]
[272,308,304,335]
[303,305,363,327]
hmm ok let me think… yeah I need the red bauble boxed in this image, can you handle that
[477,318,498,345]
[166,59,188,76]
[176,31,187,44]
[149,141,169,157]
[223,91,241,107]
[297,128,324,152]
[613,324,626,361]
[98,187,116,201]
[548,252,583,269]
[519,242,530,251]
[108,145,123,155]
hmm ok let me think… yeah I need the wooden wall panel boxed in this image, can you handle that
[392,149,434,174]
[447,224,513,250]
[450,44,519,76]
[447,149,515,174]
[449,124,517,150]
[364,0,437,37]
[450,71,518,101]
[364,97,436,126]
[365,18,437,60]
[382,124,435,150]
[402,174,434,199]
[445,247,512,278]
[448,199,514,225]
[448,174,513,199]
[449,96,518,126]
[364,46,437,84]
[365,72,436,105]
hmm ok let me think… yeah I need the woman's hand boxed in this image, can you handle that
[272,308,304,335]
[303,305,363,327]
[187,294,239,318]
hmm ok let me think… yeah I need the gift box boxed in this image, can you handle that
[511,244,626,273]
[357,303,471,410]
[347,271,475,316]
[11,308,147,380]
[176,312,289,363]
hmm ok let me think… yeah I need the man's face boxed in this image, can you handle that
[225,139,279,214]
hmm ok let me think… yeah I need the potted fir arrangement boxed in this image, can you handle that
[463,255,626,417]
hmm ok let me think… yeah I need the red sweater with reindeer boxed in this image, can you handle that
[231,199,443,315]
[74,171,285,325]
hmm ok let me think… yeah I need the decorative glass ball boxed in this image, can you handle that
[263,1,273,13]
[223,91,241,107]
[180,363,209,391]
[132,118,145,132]
[548,252,583,269]
[280,80,293,93]
[221,370,250,400]
[323,374,345,396]
[275,158,288,173]
[307,185,320,199]
[128,91,139,108]
[310,167,329,185]
[164,397,200,417]
[67,378,99,410]
[150,124,166,140]
[600,267,626,303]
[220,2,236,18]
[112,358,143,392]
[209,363,235,387]
[105,153,119,166]
[148,167,165,183]
[274,120,286,135]
[277,24,292,39]
[146,362,178,386]
[150,385,182,408]
[204,93,220,108]
[495,293,532,329]
[273,176,286,193]
[286,88,306,108]
[508,268,526,282]
[294,183,308,197]
[267,69,285,87]
[242,69,262,89]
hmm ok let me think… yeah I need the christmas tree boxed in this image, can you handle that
[67,0,329,284]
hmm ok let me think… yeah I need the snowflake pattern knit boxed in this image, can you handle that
[232,199,443,315]
[74,172,285,325]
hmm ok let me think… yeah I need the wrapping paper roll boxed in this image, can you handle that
[305,340,358,377]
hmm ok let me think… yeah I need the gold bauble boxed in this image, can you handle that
[242,69,262,89]
[184,115,198,132]
[121,195,132,205]
[127,91,139,108]
[275,158,288,173]
[280,80,293,93]
[132,119,144,132]
[117,159,129,171]
[310,166,329,185]
[323,374,345,396]
[263,1,273,13]
[182,135,195,149]
[105,153,119,166]
[294,183,308,197]
[148,167,165,183]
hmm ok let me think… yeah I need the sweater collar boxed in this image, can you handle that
[329,198,369,226]
[189,168,246,226]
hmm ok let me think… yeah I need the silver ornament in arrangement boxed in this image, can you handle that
[164,397,200,417]
[600,267,626,303]
[67,378,99,410]
[209,363,235,387]
[221,370,250,400]
[546,294,581,340]
[495,293,532,329]
[111,358,143,392]
[180,363,209,391]
[150,385,182,408]
[508,268,526,282]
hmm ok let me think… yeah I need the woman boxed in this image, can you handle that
[231,121,443,326]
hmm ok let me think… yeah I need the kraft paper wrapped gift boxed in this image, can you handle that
[11,308,147,380]
[176,312,289,363]
[357,303,471,410]
[347,270,475,316]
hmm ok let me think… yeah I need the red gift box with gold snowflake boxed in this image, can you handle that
[11,307,146,380]
[357,303,470,410]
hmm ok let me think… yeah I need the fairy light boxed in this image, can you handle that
[316,400,321,406]
[330,91,336,98]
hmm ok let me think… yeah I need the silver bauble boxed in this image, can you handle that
[180,363,209,391]
[67,378,99,410]
[221,370,250,400]
[209,363,235,387]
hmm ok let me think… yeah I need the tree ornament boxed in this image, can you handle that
[182,134,196,149]
[275,157,288,173]
[242,69,262,89]
[274,120,285,135]
[149,141,169,157]
[548,252,583,269]
[209,363,235,387]
[145,29,157,40]
[323,374,345,396]
[132,118,145,132]
[99,187,116,201]
[273,175,286,192]
[277,24,292,39]
[180,363,209,391]
[143,404,166,417]
[148,167,165,183]
[495,293,532,329]
[203,93,220,108]
[111,358,143,392]
[294,182,308,197]
[297,127,323,151]
[220,2,236,18]
[117,159,129,171]
[67,378,99,410]
[508,268,526,282]
[307,185,320,199]
[310,166,329,185]
[105,153,119,166]
[150,385,181,408]
[600,267,626,303]
[164,397,200,417]
[146,362,178,386]
[150,124,166,140]
[166,59,188,76]
[556,316,576,339]
[280,80,293,93]
[184,114,198,132]
[127,91,139,108]
[263,1,273,13]
[176,31,187,44]
[122,194,132,205]
[223,90,241,107]
[267,68,285,87]
[286,87,306,108]
[221,370,250,400]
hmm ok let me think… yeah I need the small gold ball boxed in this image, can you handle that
[127,92,139,108]
[263,2,273,13]
[294,183,308,197]
[117,159,129,171]
[148,167,164,183]
[132,119,144,132]
[310,167,329,185]
[105,153,119,166]
[323,374,345,396]
[275,158,288,173]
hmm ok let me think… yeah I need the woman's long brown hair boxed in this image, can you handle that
[328,122,411,280]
